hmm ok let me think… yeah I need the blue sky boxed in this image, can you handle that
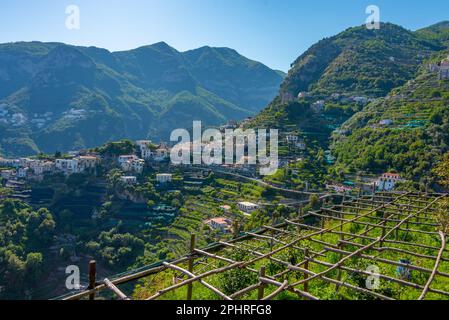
[1,0,448,71]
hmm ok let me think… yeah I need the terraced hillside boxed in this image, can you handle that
[249,23,444,138]
[59,192,449,301]
[331,53,449,182]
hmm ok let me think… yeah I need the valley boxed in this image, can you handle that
[1,19,449,301]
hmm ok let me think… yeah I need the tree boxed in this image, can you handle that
[434,152,449,188]
[309,194,321,210]
[25,252,43,281]
[435,197,449,233]
[217,250,257,295]
[231,220,241,239]
[28,208,56,244]
[5,253,26,289]
[147,200,156,208]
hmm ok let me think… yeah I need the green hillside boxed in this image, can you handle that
[246,22,449,190]
[250,23,444,135]
[331,52,449,183]
[0,42,284,157]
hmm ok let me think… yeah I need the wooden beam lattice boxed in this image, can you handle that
[60,192,449,301]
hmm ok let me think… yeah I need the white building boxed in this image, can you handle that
[141,148,153,160]
[0,158,20,168]
[55,159,80,175]
[204,217,232,233]
[156,174,173,183]
[297,92,307,99]
[0,169,15,180]
[120,176,137,185]
[132,159,145,174]
[136,140,154,160]
[286,134,299,143]
[118,155,144,174]
[429,56,449,80]
[375,173,402,191]
[295,140,306,150]
[136,140,151,150]
[118,155,138,166]
[379,119,393,126]
[153,147,169,162]
[29,161,54,176]
[17,167,29,179]
[237,201,259,213]
[77,156,99,171]
[439,59,449,80]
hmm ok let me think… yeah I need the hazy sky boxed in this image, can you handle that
[1,0,449,71]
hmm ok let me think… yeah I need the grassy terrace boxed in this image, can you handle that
[61,192,449,300]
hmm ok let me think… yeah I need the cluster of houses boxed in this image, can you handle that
[204,201,259,234]
[118,155,145,174]
[291,91,373,109]
[374,173,402,191]
[326,172,403,194]
[0,104,27,127]
[114,141,171,183]
[0,154,100,181]
[428,55,449,80]
[136,140,170,162]
[0,138,174,184]
[285,133,307,150]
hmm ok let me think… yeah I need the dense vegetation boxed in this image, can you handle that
[249,22,449,190]
[331,54,449,187]
[0,199,56,298]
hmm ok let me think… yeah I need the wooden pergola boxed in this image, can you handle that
[59,191,449,301]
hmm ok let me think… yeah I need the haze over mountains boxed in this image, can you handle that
[0,41,285,157]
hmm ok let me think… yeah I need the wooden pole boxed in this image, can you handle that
[88,260,97,300]
[258,267,266,300]
[104,278,130,300]
[187,234,196,300]
[380,211,387,247]
[335,234,344,292]
[304,249,309,292]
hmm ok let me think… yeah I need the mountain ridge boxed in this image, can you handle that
[0,41,285,157]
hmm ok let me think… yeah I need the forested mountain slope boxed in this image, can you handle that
[0,42,284,156]
[331,52,449,183]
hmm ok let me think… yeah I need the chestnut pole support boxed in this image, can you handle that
[335,241,344,292]
[187,234,196,300]
[304,249,309,292]
[258,267,266,300]
[88,260,97,300]
[380,211,387,247]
